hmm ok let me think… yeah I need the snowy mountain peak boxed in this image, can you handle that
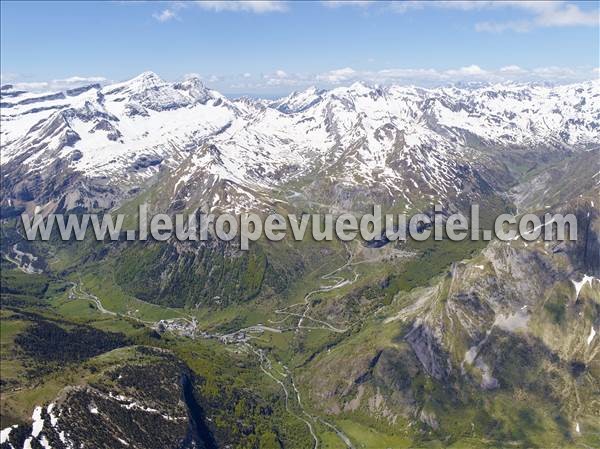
[129,71,165,86]
[348,80,373,93]
[103,71,167,98]
[177,76,204,89]
[1,74,598,214]
[173,77,216,104]
[271,86,325,113]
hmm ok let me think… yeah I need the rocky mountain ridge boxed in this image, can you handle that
[2,73,598,215]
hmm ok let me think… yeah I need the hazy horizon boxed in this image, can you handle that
[2,1,598,95]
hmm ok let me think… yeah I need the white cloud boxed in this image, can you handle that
[388,1,507,14]
[380,0,499,13]
[8,81,50,90]
[499,65,526,74]
[446,64,487,76]
[436,1,495,11]
[49,76,108,91]
[4,76,108,92]
[317,67,357,83]
[1,72,22,83]
[195,1,287,13]
[531,66,578,79]
[54,76,107,84]
[335,1,599,32]
[261,70,307,87]
[530,2,598,27]
[152,1,286,21]
[323,1,375,9]
[153,8,178,22]
[307,64,595,87]
[183,72,202,80]
[475,20,531,33]
[9,66,595,96]
[156,1,597,30]
[388,1,426,13]
[377,68,434,82]
[474,2,599,32]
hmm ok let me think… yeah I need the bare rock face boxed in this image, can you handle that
[419,409,439,430]
[405,323,450,381]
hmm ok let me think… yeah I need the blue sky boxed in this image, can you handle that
[1,1,598,94]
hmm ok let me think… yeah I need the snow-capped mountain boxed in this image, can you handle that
[1,72,598,214]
